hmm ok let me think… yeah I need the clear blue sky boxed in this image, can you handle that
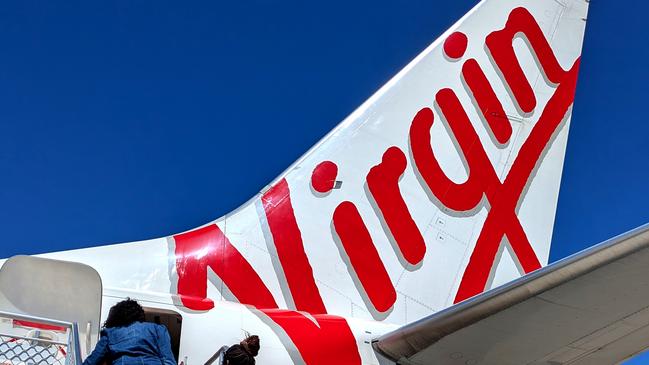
[0,0,647,362]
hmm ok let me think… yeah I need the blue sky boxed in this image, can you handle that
[0,0,647,362]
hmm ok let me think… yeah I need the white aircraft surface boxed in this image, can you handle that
[6,0,649,364]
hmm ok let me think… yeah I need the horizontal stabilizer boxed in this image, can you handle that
[374,224,649,364]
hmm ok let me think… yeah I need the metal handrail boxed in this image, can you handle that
[0,309,83,365]
[0,331,69,345]
[204,345,229,365]
[0,310,76,328]
[71,322,83,365]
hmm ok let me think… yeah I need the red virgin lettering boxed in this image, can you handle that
[263,179,327,314]
[456,7,581,302]
[436,88,545,302]
[486,7,570,113]
[367,147,426,266]
[456,59,579,302]
[311,161,338,193]
[333,201,396,313]
[410,85,546,303]
[444,31,468,60]
[174,222,362,365]
[410,107,485,212]
[410,7,580,303]
[261,309,362,365]
[462,58,511,144]
[174,224,278,310]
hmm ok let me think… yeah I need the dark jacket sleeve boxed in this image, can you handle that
[82,333,109,365]
[155,324,177,365]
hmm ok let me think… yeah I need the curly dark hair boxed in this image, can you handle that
[103,298,145,328]
[224,335,260,365]
[240,335,260,357]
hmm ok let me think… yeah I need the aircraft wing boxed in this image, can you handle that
[373,224,649,365]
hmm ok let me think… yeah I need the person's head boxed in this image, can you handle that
[103,298,145,328]
[240,335,260,357]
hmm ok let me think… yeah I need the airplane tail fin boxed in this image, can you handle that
[174,0,590,322]
[46,0,590,326]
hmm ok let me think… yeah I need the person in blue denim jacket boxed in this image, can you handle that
[83,299,176,365]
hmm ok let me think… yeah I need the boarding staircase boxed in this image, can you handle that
[0,256,102,365]
[203,346,228,365]
[0,311,82,365]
